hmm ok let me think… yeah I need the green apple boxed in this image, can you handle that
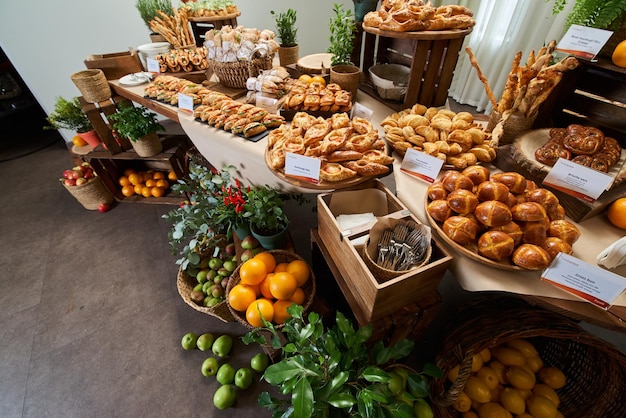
[222,260,237,273]
[241,235,260,250]
[197,333,215,351]
[213,384,236,410]
[205,297,222,307]
[196,269,209,284]
[250,352,270,373]
[216,363,235,385]
[201,357,219,377]
[207,269,218,281]
[181,332,198,350]
[193,283,204,292]
[212,335,233,357]
[202,281,213,294]
[234,367,254,389]
[190,290,205,305]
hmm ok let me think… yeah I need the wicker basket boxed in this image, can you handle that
[431,295,626,418]
[70,69,112,103]
[226,250,316,330]
[176,236,235,323]
[207,52,274,89]
[63,176,114,210]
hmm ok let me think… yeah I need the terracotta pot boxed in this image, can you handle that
[77,130,101,148]
[330,64,361,101]
[277,45,299,67]
[131,132,162,157]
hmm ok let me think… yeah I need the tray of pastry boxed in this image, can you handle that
[265,112,394,190]
[280,80,353,118]
[511,126,626,189]
[424,167,582,271]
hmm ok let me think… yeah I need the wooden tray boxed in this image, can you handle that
[188,11,241,22]
[424,196,524,271]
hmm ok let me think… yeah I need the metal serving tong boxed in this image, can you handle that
[376,221,430,271]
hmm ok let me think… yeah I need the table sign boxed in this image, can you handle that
[542,158,613,202]
[284,152,321,184]
[556,24,613,60]
[177,93,194,114]
[351,102,374,121]
[146,57,160,73]
[541,253,626,309]
[400,148,444,183]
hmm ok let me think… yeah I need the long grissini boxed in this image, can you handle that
[497,51,522,114]
[465,46,498,109]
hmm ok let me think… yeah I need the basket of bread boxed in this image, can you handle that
[425,167,581,270]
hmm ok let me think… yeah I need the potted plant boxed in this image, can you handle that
[243,304,442,418]
[327,3,360,99]
[45,96,100,148]
[244,184,290,249]
[135,0,174,42]
[108,102,165,157]
[271,8,299,67]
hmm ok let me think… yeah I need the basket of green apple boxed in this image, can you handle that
[177,235,237,322]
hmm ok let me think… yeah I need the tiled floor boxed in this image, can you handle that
[1,102,625,418]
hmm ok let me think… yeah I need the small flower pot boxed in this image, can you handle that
[330,64,361,101]
[278,45,299,67]
[251,225,289,250]
[77,130,101,148]
[131,132,163,157]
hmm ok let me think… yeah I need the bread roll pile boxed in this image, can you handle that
[426,168,581,270]
[363,0,475,32]
[266,112,393,182]
[381,103,496,169]
[535,124,622,172]
[154,47,208,73]
[180,2,239,18]
[282,80,352,113]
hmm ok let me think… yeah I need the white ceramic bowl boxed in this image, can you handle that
[137,42,171,70]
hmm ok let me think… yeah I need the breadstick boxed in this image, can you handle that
[527,70,563,117]
[526,49,536,67]
[465,46,498,108]
[497,50,522,113]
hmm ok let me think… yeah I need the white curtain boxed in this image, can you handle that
[446,0,574,114]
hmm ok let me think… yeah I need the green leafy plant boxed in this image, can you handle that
[550,0,626,29]
[271,8,299,47]
[108,102,164,142]
[327,3,357,66]
[244,185,290,236]
[45,97,93,133]
[243,304,442,418]
[135,0,174,32]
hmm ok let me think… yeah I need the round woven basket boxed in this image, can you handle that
[70,69,111,103]
[431,295,626,418]
[486,109,537,145]
[207,53,274,89]
[226,250,316,330]
[131,132,163,157]
[63,176,114,210]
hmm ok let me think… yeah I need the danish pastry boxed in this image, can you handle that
[319,162,357,182]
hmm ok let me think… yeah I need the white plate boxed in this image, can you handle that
[119,72,153,86]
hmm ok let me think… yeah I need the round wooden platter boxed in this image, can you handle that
[511,129,626,186]
[424,196,525,271]
[362,25,472,40]
[296,53,333,75]
[188,11,241,22]
[264,147,390,191]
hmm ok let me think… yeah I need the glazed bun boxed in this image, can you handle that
[427,199,452,223]
[547,219,581,245]
[477,230,515,261]
[512,244,552,270]
[462,165,490,186]
[441,171,474,192]
[447,189,479,215]
[511,202,548,222]
[541,237,573,260]
[443,216,480,245]
[476,181,510,203]
[427,182,448,201]
[474,200,513,227]
[490,221,523,246]
[520,221,548,245]
[491,172,527,194]
[525,188,559,213]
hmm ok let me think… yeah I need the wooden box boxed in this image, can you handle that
[84,51,143,80]
[316,179,453,324]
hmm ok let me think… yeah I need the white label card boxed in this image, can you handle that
[146,57,160,73]
[541,253,626,309]
[556,24,613,60]
[542,158,613,202]
[400,148,444,183]
[177,93,194,114]
[351,102,373,121]
[284,152,321,184]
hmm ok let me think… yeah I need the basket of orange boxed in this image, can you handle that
[226,250,316,329]
[430,295,626,418]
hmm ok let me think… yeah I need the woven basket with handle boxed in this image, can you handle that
[431,295,626,418]
[207,50,274,89]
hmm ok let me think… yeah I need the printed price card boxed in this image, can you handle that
[400,148,444,183]
[541,253,626,309]
[543,158,613,202]
[556,24,613,60]
[146,57,160,73]
[351,102,374,121]
[177,93,194,114]
[284,152,321,184]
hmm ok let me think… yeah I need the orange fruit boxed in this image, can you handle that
[151,187,165,198]
[141,187,152,198]
[228,284,257,312]
[152,171,165,180]
[167,170,178,181]
[118,176,131,187]
[123,168,136,176]
[289,287,306,305]
[311,75,326,86]
[72,135,87,146]
[287,259,310,286]
[607,197,626,229]
[258,274,274,299]
[155,179,169,189]
[246,298,274,327]
[145,179,156,188]
[273,300,295,324]
[128,173,143,186]
[274,262,289,273]
[269,272,298,300]
[121,185,135,197]
[612,39,626,68]
[133,184,144,195]
[298,74,312,84]
[253,252,277,274]
[239,258,267,285]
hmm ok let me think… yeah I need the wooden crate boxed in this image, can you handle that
[84,51,143,80]
[77,95,134,154]
[316,179,453,324]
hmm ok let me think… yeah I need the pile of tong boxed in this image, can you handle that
[375,221,430,271]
